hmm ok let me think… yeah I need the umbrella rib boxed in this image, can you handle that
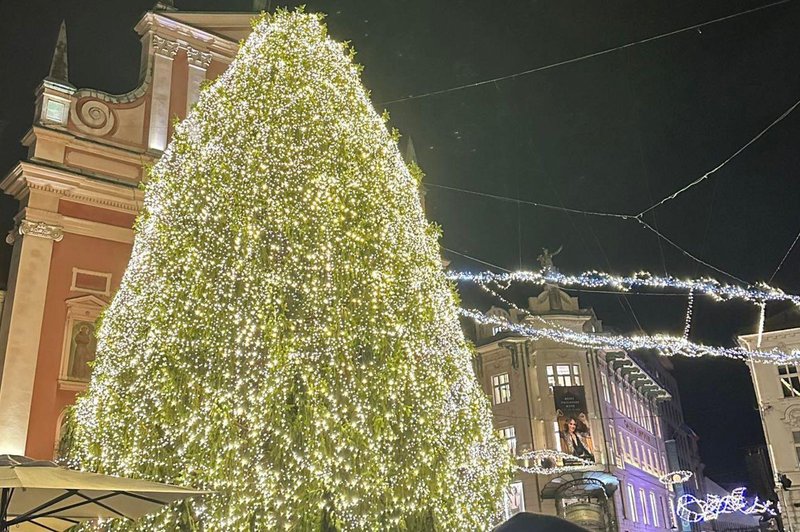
[72,491,132,520]
[5,489,77,526]
[6,491,120,525]
[115,490,173,506]
[25,519,60,531]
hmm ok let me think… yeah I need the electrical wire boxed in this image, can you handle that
[769,227,800,282]
[381,0,792,105]
[443,247,511,272]
[634,218,746,284]
[426,182,632,219]
[432,183,746,284]
[637,94,800,217]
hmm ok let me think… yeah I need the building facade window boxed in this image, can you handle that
[639,488,649,525]
[626,483,638,522]
[609,425,623,466]
[618,431,627,461]
[492,373,511,404]
[793,431,800,464]
[499,426,517,456]
[650,491,660,527]
[601,373,610,403]
[668,497,678,529]
[507,481,524,515]
[779,365,800,397]
[546,364,581,388]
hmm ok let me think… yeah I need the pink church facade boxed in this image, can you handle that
[0,7,255,459]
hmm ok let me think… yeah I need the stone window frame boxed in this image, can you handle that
[507,480,525,515]
[498,425,517,456]
[545,363,582,390]
[778,365,800,398]
[53,408,70,459]
[492,372,512,404]
[70,267,112,297]
[58,295,106,391]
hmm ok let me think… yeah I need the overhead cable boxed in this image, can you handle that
[382,0,792,106]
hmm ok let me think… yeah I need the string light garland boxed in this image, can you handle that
[659,470,693,486]
[447,269,800,307]
[462,308,800,365]
[63,10,511,531]
[515,450,594,475]
[676,488,775,523]
[683,291,694,340]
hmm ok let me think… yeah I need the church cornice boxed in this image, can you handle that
[2,161,144,214]
[135,12,241,63]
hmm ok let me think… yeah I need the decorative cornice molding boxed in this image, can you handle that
[152,35,179,59]
[187,46,212,69]
[2,161,144,215]
[6,220,63,245]
[135,12,241,60]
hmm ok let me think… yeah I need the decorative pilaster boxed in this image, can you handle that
[186,47,212,115]
[147,35,179,153]
[0,219,60,454]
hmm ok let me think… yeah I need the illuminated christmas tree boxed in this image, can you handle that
[65,10,510,531]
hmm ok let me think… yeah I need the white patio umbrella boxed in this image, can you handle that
[0,455,209,531]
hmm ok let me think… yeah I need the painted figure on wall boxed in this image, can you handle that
[68,321,96,380]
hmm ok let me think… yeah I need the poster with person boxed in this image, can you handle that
[554,386,595,463]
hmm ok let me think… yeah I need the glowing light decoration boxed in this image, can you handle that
[676,488,775,523]
[659,470,693,486]
[63,10,511,530]
[447,269,800,307]
[516,450,594,475]
[462,308,800,364]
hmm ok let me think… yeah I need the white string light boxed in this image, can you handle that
[515,450,594,475]
[683,291,694,340]
[64,10,512,530]
[462,308,800,365]
[659,470,693,486]
[447,269,800,307]
[676,488,775,523]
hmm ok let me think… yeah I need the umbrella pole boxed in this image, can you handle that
[1,487,9,532]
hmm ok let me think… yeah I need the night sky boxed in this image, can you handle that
[3,0,800,488]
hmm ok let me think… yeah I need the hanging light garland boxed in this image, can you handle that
[659,470,693,486]
[676,488,775,523]
[461,308,800,365]
[515,449,594,475]
[447,269,800,307]
[683,291,694,340]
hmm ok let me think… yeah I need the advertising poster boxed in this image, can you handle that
[554,385,595,463]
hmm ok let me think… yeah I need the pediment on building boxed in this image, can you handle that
[65,294,108,312]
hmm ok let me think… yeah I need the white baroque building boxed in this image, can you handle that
[739,315,800,531]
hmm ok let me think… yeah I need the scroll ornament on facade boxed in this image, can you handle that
[784,404,800,429]
[6,220,64,245]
